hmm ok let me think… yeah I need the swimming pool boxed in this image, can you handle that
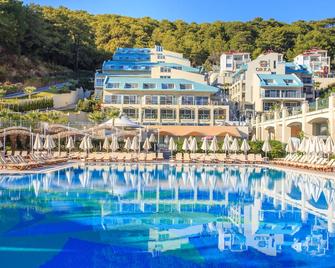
[0,163,334,267]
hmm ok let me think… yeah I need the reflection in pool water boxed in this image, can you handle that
[0,163,334,267]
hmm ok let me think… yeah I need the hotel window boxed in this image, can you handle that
[123,95,137,104]
[226,64,232,68]
[123,108,138,119]
[157,54,165,59]
[181,96,194,105]
[143,83,156,89]
[160,95,174,105]
[264,79,274,85]
[95,79,104,86]
[162,83,175,89]
[284,79,294,85]
[104,95,121,104]
[145,96,159,105]
[160,76,171,79]
[263,102,275,111]
[214,109,226,119]
[198,110,210,120]
[107,83,120,89]
[180,84,193,90]
[144,109,158,119]
[161,109,175,119]
[180,109,194,120]
[195,96,209,105]
[160,67,171,73]
[125,83,138,89]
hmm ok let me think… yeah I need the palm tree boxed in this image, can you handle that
[24,86,37,99]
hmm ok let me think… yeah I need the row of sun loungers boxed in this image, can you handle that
[69,152,165,162]
[0,152,68,170]
[174,153,264,164]
[272,154,335,171]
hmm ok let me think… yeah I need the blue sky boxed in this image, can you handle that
[22,0,333,23]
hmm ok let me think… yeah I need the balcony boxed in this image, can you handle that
[261,91,305,99]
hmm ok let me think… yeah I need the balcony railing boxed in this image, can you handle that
[261,91,305,99]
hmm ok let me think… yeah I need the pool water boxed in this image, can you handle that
[0,163,335,267]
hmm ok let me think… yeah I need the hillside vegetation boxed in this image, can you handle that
[1,0,335,81]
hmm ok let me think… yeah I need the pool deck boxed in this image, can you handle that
[1,160,335,180]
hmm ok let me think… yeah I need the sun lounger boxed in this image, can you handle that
[147,153,156,161]
[176,153,183,162]
[138,153,146,162]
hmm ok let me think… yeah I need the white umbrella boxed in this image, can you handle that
[164,135,169,145]
[286,137,296,154]
[182,138,189,152]
[210,136,219,153]
[131,136,139,151]
[80,136,93,154]
[304,138,311,155]
[86,136,93,150]
[124,137,132,152]
[222,134,230,155]
[149,133,156,143]
[262,138,272,158]
[251,134,257,142]
[43,135,55,152]
[230,138,239,154]
[33,133,43,151]
[325,136,335,157]
[240,139,250,160]
[190,137,198,153]
[66,136,75,152]
[168,137,176,159]
[298,137,307,152]
[188,136,193,148]
[103,137,110,152]
[142,137,151,153]
[201,138,209,154]
[110,136,119,152]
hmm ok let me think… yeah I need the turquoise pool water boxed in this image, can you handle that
[0,163,334,267]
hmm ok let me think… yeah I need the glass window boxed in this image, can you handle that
[160,67,170,72]
[160,76,171,79]
[145,96,159,105]
[104,95,121,104]
[123,108,138,119]
[125,83,138,89]
[214,109,226,119]
[161,109,175,119]
[181,96,194,105]
[195,96,209,105]
[107,83,120,89]
[144,109,158,119]
[199,110,210,120]
[162,83,175,89]
[123,95,137,104]
[160,95,174,105]
[180,84,193,90]
[143,83,156,89]
[180,109,194,120]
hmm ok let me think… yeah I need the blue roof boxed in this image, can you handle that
[257,74,303,87]
[113,47,152,61]
[103,77,218,93]
[285,62,312,75]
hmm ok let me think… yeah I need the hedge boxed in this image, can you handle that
[3,97,54,112]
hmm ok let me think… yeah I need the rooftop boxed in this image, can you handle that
[103,77,218,93]
[257,74,303,88]
[285,62,312,75]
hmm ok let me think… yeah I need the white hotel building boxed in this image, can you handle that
[294,48,331,77]
[229,52,314,117]
[94,46,230,127]
[219,51,251,85]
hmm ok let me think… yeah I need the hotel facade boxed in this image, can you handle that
[95,46,230,126]
[228,52,314,118]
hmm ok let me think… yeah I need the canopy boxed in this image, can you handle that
[103,115,142,129]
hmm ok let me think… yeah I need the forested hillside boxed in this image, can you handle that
[1,0,335,82]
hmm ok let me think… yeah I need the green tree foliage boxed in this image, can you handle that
[23,86,36,99]
[1,0,335,74]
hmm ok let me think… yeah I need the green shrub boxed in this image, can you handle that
[8,97,54,112]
